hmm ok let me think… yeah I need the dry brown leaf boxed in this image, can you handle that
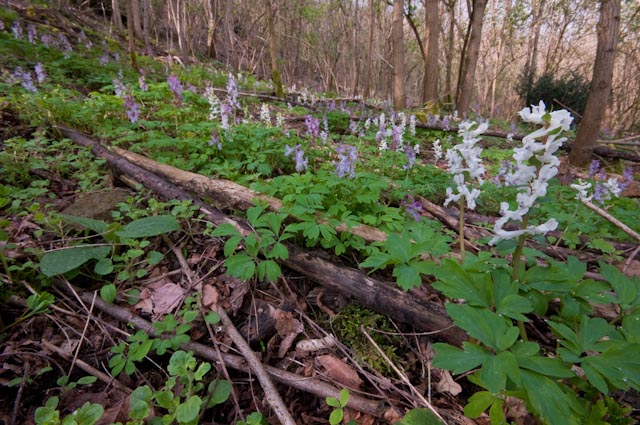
[435,369,462,395]
[316,354,363,390]
[202,283,219,309]
[274,310,304,358]
[135,281,184,319]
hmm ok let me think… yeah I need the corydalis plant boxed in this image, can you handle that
[444,120,488,254]
[490,101,573,248]
[284,144,308,173]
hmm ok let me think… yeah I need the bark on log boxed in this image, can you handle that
[57,127,466,345]
[108,146,388,243]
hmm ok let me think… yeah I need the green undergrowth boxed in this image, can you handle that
[1,10,640,424]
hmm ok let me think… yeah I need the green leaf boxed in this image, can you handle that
[225,253,256,280]
[205,312,221,325]
[257,260,281,282]
[129,386,153,420]
[212,223,242,237]
[77,375,97,385]
[326,397,341,408]
[176,395,202,423]
[224,235,244,257]
[94,257,114,275]
[338,388,350,406]
[463,391,496,418]
[116,215,180,239]
[74,402,104,425]
[399,408,445,425]
[146,250,164,265]
[431,259,492,308]
[495,294,532,322]
[520,369,583,425]
[40,245,111,277]
[385,233,412,263]
[393,263,422,291]
[599,261,639,307]
[209,380,232,406]
[329,408,343,425]
[100,284,117,303]
[195,362,211,381]
[581,344,640,393]
[359,250,392,271]
[445,304,518,351]
[60,214,108,234]
[433,342,492,374]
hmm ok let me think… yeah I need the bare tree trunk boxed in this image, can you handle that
[127,0,138,71]
[224,0,237,71]
[422,0,439,104]
[363,0,375,99]
[266,0,285,98]
[569,0,621,167]
[141,0,152,55]
[351,1,359,97]
[204,0,218,59]
[112,0,123,31]
[131,0,143,39]
[456,0,487,114]
[392,0,406,109]
[444,0,456,105]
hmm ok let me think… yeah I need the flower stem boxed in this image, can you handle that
[458,198,465,259]
[512,215,529,341]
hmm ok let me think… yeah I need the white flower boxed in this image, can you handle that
[571,179,593,201]
[259,103,271,125]
[490,102,572,245]
[443,120,486,211]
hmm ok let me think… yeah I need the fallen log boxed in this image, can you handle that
[108,146,388,244]
[57,126,466,345]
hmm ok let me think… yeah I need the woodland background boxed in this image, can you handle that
[96,0,640,135]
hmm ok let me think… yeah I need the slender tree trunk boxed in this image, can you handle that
[444,0,456,105]
[127,0,138,71]
[351,2,359,97]
[456,0,487,114]
[422,0,439,104]
[141,0,152,55]
[131,0,143,39]
[392,0,406,109]
[112,0,123,31]
[224,0,237,71]
[363,0,375,99]
[266,0,285,98]
[205,0,218,59]
[569,0,621,167]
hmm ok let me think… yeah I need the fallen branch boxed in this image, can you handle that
[217,307,296,425]
[581,199,640,242]
[52,281,389,418]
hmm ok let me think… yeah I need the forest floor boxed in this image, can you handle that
[1,2,640,425]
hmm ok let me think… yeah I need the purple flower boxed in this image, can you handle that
[226,73,240,110]
[593,183,606,203]
[304,115,320,138]
[391,124,403,150]
[113,77,126,97]
[402,195,423,222]
[220,103,232,130]
[619,167,634,191]
[12,21,23,39]
[58,34,72,57]
[285,144,308,173]
[403,144,416,170]
[335,144,357,178]
[14,67,37,93]
[34,62,46,84]
[124,93,140,122]
[209,128,222,150]
[167,75,183,103]
[588,160,600,178]
[441,116,450,130]
[113,52,120,61]
[138,75,148,91]
[40,33,52,48]
[27,25,37,44]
